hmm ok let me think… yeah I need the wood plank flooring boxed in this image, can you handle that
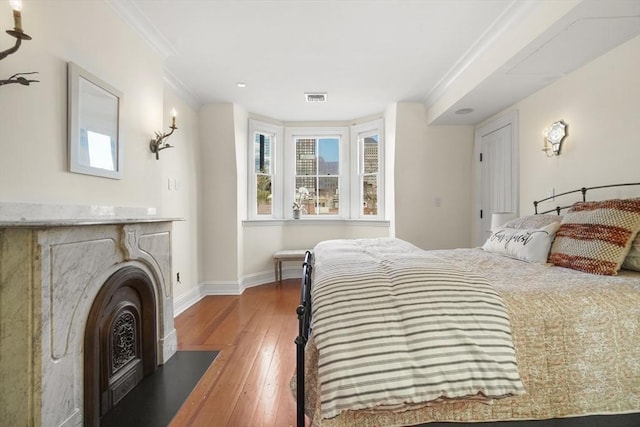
[170,279,309,427]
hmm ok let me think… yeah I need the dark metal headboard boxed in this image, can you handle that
[533,182,640,215]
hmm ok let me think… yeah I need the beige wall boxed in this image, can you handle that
[0,0,163,206]
[198,104,239,284]
[491,35,640,214]
[160,87,201,302]
[0,1,201,307]
[395,103,474,250]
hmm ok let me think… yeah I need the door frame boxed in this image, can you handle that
[473,110,519,246]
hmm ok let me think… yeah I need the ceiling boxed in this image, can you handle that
[109,0,640,125]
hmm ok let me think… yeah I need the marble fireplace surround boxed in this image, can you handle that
[0,202,179,427]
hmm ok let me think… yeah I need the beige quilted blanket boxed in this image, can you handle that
[303,244,640,426]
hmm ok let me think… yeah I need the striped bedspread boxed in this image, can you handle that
[311,238,525,419]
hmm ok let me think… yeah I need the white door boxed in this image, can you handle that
[475,112,518,245]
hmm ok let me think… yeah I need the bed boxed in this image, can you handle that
[294,184,640,427]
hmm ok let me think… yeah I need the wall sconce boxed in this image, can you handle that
[0,0,39,87]
[150,109,178,160]
[542,120,568,157]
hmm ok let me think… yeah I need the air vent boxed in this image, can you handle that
[305,92,327,103]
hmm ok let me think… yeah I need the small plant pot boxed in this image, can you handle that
[293,209,301,219]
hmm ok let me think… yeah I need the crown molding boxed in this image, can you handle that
[106,0,176,60]
[164,70,201,110]
[423,0,535,108]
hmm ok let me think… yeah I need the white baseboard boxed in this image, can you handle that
[172,267,304,316]
[172,285,204,316]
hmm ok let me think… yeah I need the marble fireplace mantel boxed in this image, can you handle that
[0,203,180,427]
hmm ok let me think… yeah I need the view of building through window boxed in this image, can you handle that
[255,132,273,215]
[361,135,379,215]
[295,137,340,215]
[248,119,383,220]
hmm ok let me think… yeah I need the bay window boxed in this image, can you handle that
[248,118,384,220]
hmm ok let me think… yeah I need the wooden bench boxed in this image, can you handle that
[273,249,309,282]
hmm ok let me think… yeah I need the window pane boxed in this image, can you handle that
[296,138,316,175]
[363,135,378,174]
[295,177,315,215]
[318,177,339,215]
[257,174,272,215]
[363,175,377,215]
[318,138,339,175]
[254,133,272,174]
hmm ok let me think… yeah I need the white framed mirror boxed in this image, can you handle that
[68,62,123,179]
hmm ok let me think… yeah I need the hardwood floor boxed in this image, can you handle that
[170,279,308,427]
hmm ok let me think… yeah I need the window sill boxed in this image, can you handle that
[242,218,390,227]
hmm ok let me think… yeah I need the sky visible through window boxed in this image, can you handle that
[319,138,339,162]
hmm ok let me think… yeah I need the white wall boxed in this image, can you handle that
[233,105,249,281]
[491,35,640,214]
[0,1,163,207]
[0,1,201,313]
[198,104,239,285]
[394,103,474,250]
[160,86,201,304]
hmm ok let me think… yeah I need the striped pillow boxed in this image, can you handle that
[548,198,640,275]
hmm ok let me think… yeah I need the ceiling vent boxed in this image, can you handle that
[305,92,327,103]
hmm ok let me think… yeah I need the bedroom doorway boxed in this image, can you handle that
[474,111,519,246]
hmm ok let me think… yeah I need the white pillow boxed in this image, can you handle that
[483,222,561,264]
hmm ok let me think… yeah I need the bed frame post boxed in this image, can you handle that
[295,307,306,427]
[296,251,313,427]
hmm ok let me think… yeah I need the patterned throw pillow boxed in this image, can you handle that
[483,222,561,264]
[548,199,640,275]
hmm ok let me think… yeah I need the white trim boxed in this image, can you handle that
[351,119,385,220]
[284,126,350,219]
[248,120,284,220]
[423,0,535,108]
[173,285,204,316]
[106,0,176,60]
[173,272,300,315]
[163,72,200,110]
[201,281,243,296]
[473,110,519,246]
[242,218,390,227]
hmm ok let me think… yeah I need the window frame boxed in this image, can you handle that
[284,127,350,219]
[247,119,283,220]
[247,119,384,221]
[351,119,384,219]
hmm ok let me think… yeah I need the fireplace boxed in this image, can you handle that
[0,209,177,427]
[84,266,158,425]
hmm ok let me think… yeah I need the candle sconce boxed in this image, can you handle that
[150,110,178,160]
[1,0,38,86]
